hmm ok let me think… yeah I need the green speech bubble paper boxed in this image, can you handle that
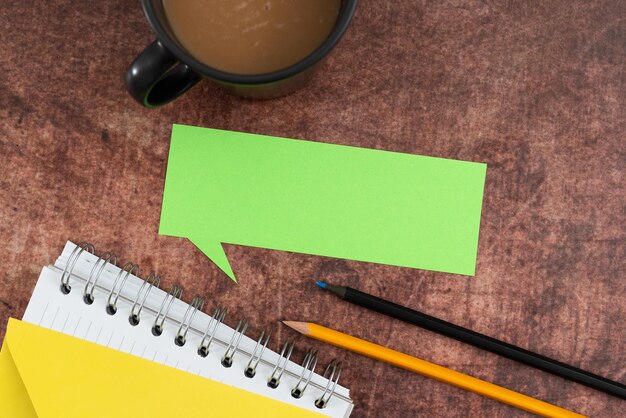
[160,125,487,282]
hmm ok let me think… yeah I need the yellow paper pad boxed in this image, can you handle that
[0,346,37,417]
[0,318,323,418]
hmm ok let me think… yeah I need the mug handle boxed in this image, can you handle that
[125,40,201,108]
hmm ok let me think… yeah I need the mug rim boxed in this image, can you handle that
[141,0,358,85]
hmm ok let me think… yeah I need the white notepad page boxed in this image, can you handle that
[22,242,353,417]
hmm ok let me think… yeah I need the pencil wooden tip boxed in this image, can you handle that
[282,321,311,335]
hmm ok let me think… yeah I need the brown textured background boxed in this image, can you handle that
[1,1,625,417]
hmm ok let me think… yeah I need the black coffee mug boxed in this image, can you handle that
[125,0,358,108]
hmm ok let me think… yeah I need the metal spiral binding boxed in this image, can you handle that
[291,350,318,399]
[106,262,139,315]
[60,242,94,294]
[152,285,183,336]
[198,306,227,357]
[245,325,273,378]
[267,338,295,389]
[315,360,342,409]
[221,318,249,367]
[57,242,346,408]
[83,252,117,304]
[175,295,205,346]
[129,272,160,325]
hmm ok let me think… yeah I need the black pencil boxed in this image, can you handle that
[315,281,626,400]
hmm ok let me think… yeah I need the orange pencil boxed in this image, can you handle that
[284,321,586,418]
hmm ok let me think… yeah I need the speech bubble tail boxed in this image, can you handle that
[189,236,237,283]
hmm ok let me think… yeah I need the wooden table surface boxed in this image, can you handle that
[1,1,624,416]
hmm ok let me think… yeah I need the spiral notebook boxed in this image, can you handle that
[19,241,354,417]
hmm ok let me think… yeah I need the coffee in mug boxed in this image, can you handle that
[163,0,342,75]
[125,0,357,106]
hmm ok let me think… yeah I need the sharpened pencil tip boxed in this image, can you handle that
[282,321,311,335]
[315,281,327,289]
